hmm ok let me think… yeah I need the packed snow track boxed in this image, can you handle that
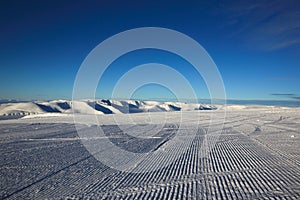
[0,108,299,199]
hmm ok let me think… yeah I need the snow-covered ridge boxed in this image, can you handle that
[0,99,217,117]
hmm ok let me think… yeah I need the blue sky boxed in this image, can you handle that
[0,0,299,101]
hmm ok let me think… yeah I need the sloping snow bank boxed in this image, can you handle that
[0,99,217,117]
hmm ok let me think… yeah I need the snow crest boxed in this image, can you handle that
[0,99,217,117]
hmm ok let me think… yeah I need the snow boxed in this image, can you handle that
[0,104,299,199]
[0,99,217,117]
[3,99,295,119]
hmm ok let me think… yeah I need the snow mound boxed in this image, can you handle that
[0,99,217,117]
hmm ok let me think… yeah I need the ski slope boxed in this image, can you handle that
[0,106,299,199]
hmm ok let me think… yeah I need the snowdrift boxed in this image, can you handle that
[0,99,217,117]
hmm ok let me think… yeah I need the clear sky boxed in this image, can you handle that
[0,0,299,101]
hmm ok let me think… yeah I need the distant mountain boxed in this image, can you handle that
[0,99,217,117]
[0,99,28,104]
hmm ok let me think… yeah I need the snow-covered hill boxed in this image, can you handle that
[0,99,217,117]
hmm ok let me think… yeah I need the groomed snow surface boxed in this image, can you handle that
[0,101,299,199]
